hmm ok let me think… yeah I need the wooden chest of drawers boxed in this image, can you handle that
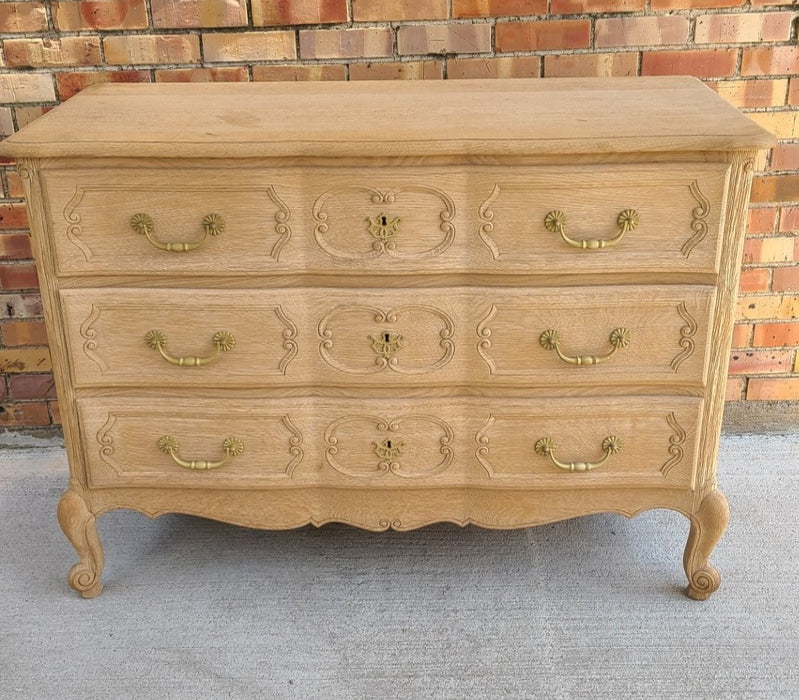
[1,78,773,599]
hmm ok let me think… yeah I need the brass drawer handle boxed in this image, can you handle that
[145,330,235,367]
[544,209,638,250]
[130,212,225,252]
[539,327,630,366]
[158,435,244,471]
[535,435,621,472]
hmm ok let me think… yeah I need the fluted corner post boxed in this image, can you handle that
[57,489,105,598]
[683,489,729,601]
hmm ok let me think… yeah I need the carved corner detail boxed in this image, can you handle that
[681,180,710,258]
[266,185,292,260]
[661,412,686,477]
[476,305,498,374]
[477,184,501,261]
[80,305,109,372]
[63,186,94,262]
[670,302,697,372]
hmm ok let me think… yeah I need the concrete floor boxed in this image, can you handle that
[1,434,797,699]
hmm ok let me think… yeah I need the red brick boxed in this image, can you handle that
[496,20,590,52]
[725,377,744,401]
[299,28,393,60]
[151,0,248,28]
[595,16,689,48]
[0,402,51,428]
[352,0,447,21]
[752,322,799,347]
[447,56,541,79]
[773,267,799,292]
[252,64,347,81]
[729,348,793,374]
[652,0,743,7]
[742,236,795,264]
[0,233,32,260]
[0,3,48,32]
[398,24,492,55]
[779,206,799,234]
[251,0,347,26]
[747,207,777,235]
[4,37,102,69]
[0,348,51,373]
[790,79,799,107]
[695,12,793,44]
[49,400,61,426]
[453,0,547,17]
[202,32,296,62]
[52,1,148,30]
[0,379,6,401]
[772,145,799,173]
[5,172,25,199]
[155,67,249,83]
[8,374,57,400]
[349,61,443,81]
[0,264,38,291]
[746,377,799,401]
[544,53,637,78]
[104,35,201,65]
[711,79,788,109]
[55,70,150,101]
[0,320,48,346]
[552,0,644,11]
[741,47,799,77]
[751,0,796,4]
[0,204,28,230]
[731,323,752,347]
[641,49,737,79]
[739,268,771,293]
[750,175,799,204]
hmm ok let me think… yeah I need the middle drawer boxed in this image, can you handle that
[61,286,714,389]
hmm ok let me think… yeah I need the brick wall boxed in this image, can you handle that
[0,0,797,432]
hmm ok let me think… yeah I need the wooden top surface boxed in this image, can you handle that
[0,77,775,159]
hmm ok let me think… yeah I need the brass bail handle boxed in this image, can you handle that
[130,212,225,252]
[145,330,235,367]
[539,328,631,366]
[535,436,622,472]
[158,435,244,471]
[544,209,639,250]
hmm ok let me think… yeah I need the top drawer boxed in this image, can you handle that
[41,163,730,277]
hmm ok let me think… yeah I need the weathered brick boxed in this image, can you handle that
[155,67,249,83]
[0,109,13,138]
[742,236,795,265]
[49,400,61,425]
[1,320,48,346]
[447,56,541,79]
[751,0,797,5]
[0,3,48,32]
[789,79,799,107]
[652,0,743,7]
[0,379,6,401]
[0,264,38,291]
[595,16,689,48]
[747,377,799,401]
[741,47,799,77]
[747,207,777,235]
[711,79,788,109]
[55,70,150,101]
[729,349,792,375]
[751,175,799,204]
[552,0,644,11]
[0,234,32,260]
[544,53,637,78]
[739,268,770,293]
[0,204,28,230]
[0,294,43,320]
[0,348,52,373]
[0,75,56,104]
[747,111,799,141]
[252,0,347,26]
[14,107,53,129]
[202,32,296,63]
[773,266,799,292]
[52,1,148,30]
[695,12,793,44]
[641,49,737,79]
[353,0,447,21]
[103,35,201,65]
[0,402,52,428]
[349,61,443,81]
[738,294,779,321]
[9,374,57,400]
[496,20,590,52]
[398,24,492,55]
[773,146,799,174]
[299,28,393,60]
[251,64,347,81]
[753,322,799,347]
[779,206,799,233]
[4,37,102,69]
[725,377,744,401]
[151,0,247,27]
[731,323,752,347]
[6,172,25,199]
[453,0,547,17]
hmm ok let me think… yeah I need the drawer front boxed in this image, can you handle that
[44,163,727,276]
[78,396,701,489]
[62,286,713,389]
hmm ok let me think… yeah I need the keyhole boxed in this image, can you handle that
[380,215,388,226]
[386,440,393,448]
[384,332,390,342]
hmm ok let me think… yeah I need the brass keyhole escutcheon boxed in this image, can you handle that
[369,330,403,360]
[366,212,401,243]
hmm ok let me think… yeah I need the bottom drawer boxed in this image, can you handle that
[78,396,702,490]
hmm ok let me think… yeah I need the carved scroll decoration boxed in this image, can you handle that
[79,305,108,372]
[64,186,93,262]
[476,305,499,374]
[324,414,453,479]
[661,412,687,477]
[312,185,456,260]
[670,303,697,372]
[681,180,711,258]
[477,184,501,260]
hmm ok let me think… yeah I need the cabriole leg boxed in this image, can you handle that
[57,489,105,598]
[683,489,729,601]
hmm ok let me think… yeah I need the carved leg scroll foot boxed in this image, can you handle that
[683,489,729,601]
[57,489,105,598]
